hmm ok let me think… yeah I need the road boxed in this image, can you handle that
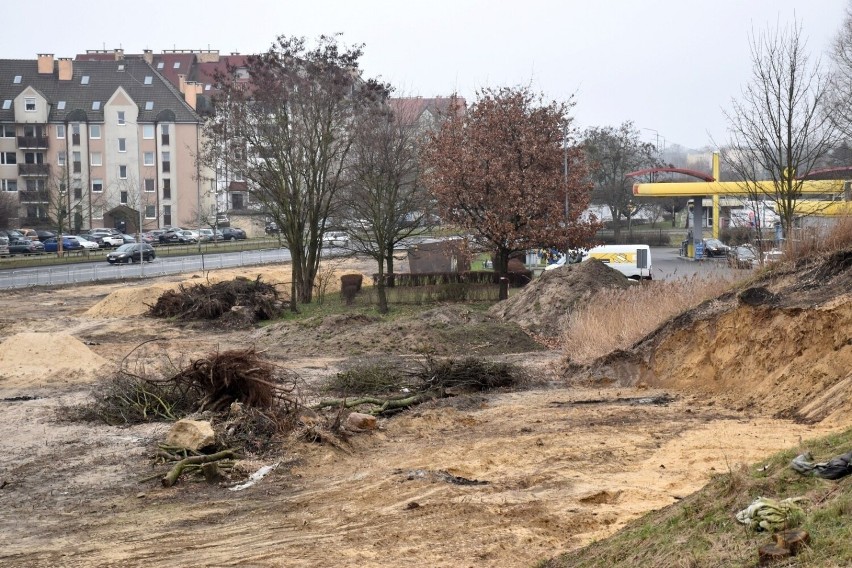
[0,245,739,290]
[0,247,294,289]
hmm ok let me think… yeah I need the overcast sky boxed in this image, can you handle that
[6,0,848,149]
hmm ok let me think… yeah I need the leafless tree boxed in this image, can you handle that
[207,34,387,310]
[724,20,837,241]
[829,1,852,139]
[0,191,16,228]
[345,103,431,313]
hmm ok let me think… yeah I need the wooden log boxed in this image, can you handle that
[758,543,791,566]
[775,529,810,555]
[162,450,236,487]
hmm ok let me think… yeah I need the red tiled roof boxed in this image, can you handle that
[389,97,466,124]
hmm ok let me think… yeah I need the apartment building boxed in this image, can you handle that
[0,53,208,232]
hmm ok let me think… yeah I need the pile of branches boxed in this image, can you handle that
[315,356,529,416]
[148,276,284,325]
[169,347,301,413]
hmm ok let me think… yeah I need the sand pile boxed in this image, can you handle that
[0,332,108,389]
[85,283,178,317]
[489,259,632,338]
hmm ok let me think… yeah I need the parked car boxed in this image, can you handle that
[159,229,197,244]
[221,227,246,241]
[198,228,224,242]
[106,243,156,264]
[35,229,56,242]
[67,235,99,250]
[322,231,350,247]
[19,228,39,241]
[43,236,83,253]
[87,230,124,248]
[138,232,155,245]
[0,229,25,241]
[702,238,730,258]
[120,234,137,244]
[8,237,44,256]
[727,245,759,269]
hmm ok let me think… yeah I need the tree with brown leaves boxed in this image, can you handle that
[422,86,598,300]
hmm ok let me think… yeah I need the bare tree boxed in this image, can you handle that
[345,103,431,313]
[0,191,16,228]
[724,20,837,240]
[581,122,662,241]
[207,34,387,310]
[829,1,852,139]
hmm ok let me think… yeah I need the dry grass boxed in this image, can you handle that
[786,215,852,262]
[562,275,736,364]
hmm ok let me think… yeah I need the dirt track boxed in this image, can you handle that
[0,257,849,567]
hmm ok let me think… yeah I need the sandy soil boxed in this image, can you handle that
[0,255,849,567]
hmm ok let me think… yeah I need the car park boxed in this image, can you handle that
[87,230,124,248]
[702,238,730,258]
[19,228,39,241]
[43,236,83,253]
[35,229,56,242]
[159,229,197,244]
[221,227,246,241]
[8,237,44,255]
[120,234,137,244]
[106,243,156,264]
[199,228,224,242]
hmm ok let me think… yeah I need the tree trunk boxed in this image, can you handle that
[376,259,388,314]
[495,247,510,301]
[385,250,395,288]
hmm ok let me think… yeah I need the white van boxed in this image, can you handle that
[583,245,652,280]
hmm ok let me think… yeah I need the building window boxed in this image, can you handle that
[90,124,101,139]
[57,151,66,167]
[145,205,156,219]
[144,178,155,192]
[55,124,65,139]
[118,138,126,152]
[57,100,66,110]
[120,191,128,204]
[162,178,171,199]
[1,125,15,137]
[23,152,44,165]
[144,76,153,85]
[91,101,101,111]
[163,205,171,226]
[25,97,36,112]
[143,151,154,166]
[117,64,125,72]
[162,151,170,172]
[0,152,16,165]
[81,75,90,85]
[92,179,103,192]
[117,111,125,125]
[156,61,164,69]
[1,179,17,191]
[90,152,102,166]
[145,101,154,110]
[142,124,154,139]
[1,100,11,110]
[71,124,80,145]
[205,84,211,91]
[72,179,82,199]
[13,75,21,84]
[161,124,170,146]
[119,165,127,179]
[25,178,46,191]
[173,61,181,69]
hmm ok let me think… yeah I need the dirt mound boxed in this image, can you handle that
[0,332,108,390]
[571,247,852,426]
[85,283,178,317]
[489,259,632,338]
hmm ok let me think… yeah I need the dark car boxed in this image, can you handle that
[222,227,246,241]
[727,245,758,269]
[159,229,195,244]
[107,243,156,264]
[9,237,44,256]
[35,229,56,242]
[43,237,83,253]
[703,238,730,258]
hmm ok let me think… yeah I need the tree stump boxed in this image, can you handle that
[775,529,810,555]
[758,543,791,565]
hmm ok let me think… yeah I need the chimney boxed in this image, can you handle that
[184,82,200,110]
[114,48,124,61]
[177,74,187,94]
[58,58,73,81]
[142,49,153,65]
[37,53,54,74]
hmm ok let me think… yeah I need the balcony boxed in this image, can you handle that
[17,136,49,149]
[18,163,51,177]
[19,190,50,203]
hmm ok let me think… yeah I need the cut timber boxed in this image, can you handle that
[758,543,791,565]
[775,529,810,555]
[162,450,236,487]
